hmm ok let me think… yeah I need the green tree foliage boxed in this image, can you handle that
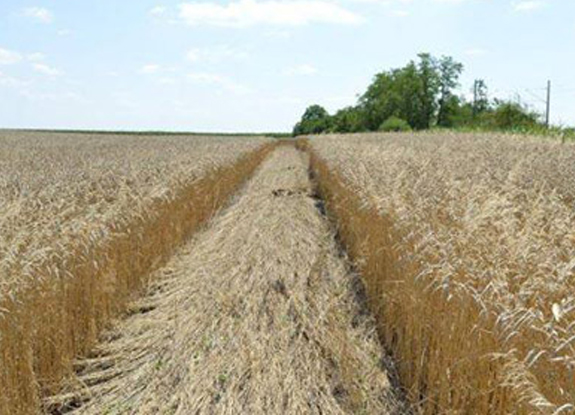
[330,106,366,133]
[359,55,445,130]
[436,56,464,127]
[491,101,539,130]
[448,82,541,132]
[417,53,440,128]
[473,79,489,115]
[292,53,547,135]
[292,104,332,135]
[293,53,464,134]
[379,116,412,132]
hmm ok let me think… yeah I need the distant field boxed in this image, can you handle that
[309,132,575,414]
[0,128,292,138]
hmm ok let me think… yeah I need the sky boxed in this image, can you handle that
[0,0,574,132]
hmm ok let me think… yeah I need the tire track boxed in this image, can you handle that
[47,145,405,414]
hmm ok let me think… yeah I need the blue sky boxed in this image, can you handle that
[0,0,574,132]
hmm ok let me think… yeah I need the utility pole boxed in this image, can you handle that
[545,80,551,128]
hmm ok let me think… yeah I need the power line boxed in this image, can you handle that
[523,89,547,104]
[553,88,575,94]
[482,81,553,127]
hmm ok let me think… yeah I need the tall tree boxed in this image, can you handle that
[330,106,366,133]
[393,62,428,129]
[436,56,464,127]
[359,71,395,130]
[473,79,489,115]
[359,62,432,130]
[294,53,466,134]
[417,53,440,129]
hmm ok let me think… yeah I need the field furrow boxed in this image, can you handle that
[48,145,405,415]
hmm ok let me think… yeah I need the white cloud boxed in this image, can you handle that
[0,48,22,65]
[186,50,201,62]
[188,72,231,84]
[185,46,249,63]
[150,5,167,16]
[20,90,90,104]
[266,29,292,39]
[392,9,409,16]
[158,77,177,85]
[345,0,457,6]
[513,0,546,12]
[187,72,250,93]
[283,64,318,76]
[27,52,46,62]
[22,7,53,23]
[32,63,61,76]
[347,0,412,5]
[178,0,362,27]
[57,29,72,36]
[140,64,161,74]
[0,71,28,88]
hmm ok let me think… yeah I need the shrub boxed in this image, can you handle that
[293,105,332,136]
[492,101,539,130]
[378,116,412,132]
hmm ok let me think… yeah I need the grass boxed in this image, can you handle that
[0,131,273,414]
[432,124,575,143]
[306,132,575,414]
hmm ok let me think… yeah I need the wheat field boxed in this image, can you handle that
[309,132,575,414]
[46,145,405,414]
[0,131,271,414]
[2,130,574,414]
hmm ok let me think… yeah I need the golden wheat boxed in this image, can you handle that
[309,132,575,414]
[45,145,405,414]
[0,130,271,414]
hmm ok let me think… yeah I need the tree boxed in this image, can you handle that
[359,71,395,130]
[392,62,428,129]
[330,106,366,133]
[473,79,489,115]
[359,60,433,130]
[417,53,440,128]
[491,100,539,130]
[292,53,472,133]
[449,99,474,127]
[436,56,464,127]
[438,95,465,127]
[292,105,332,136]
[357,54,462,130]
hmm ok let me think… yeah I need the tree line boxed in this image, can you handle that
[293,53,544,136]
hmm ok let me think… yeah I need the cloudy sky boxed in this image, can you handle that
[1,0,574,132]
